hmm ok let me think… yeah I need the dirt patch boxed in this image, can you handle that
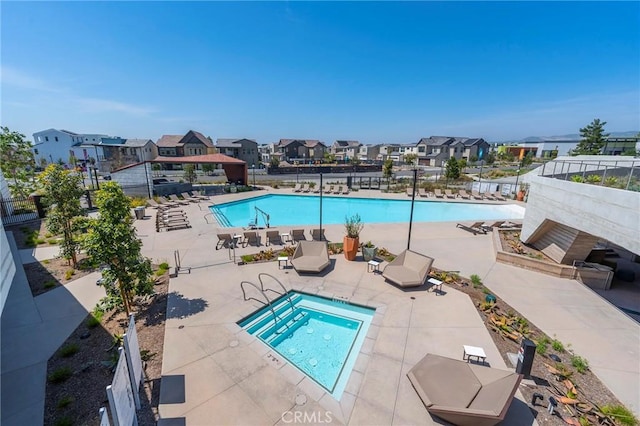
[24,254,97,296]
[435,269,630,425]
[5,220,61,250]
[499,229,551,261]
[43,272,168,426]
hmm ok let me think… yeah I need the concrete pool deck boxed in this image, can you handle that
[137,188,639,424]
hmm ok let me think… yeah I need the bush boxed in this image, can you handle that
[571,355,589,373]
[59,343,79,358]
[241,254,254,263]
[470,274,482,287]
[586,174,602,183]
[56,396,74,409]
[48,367,73,383]
[64,269,75,280]
[44,281,57,289]
[600,404,638,426]
[54,417,73,426]
[570,175,585,183]
[536,336,550,355]
[551,338,565,352]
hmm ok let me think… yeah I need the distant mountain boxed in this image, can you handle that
[519,131,638,142]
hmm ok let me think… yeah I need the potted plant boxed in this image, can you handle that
[344,213,363,261]
[516,183,529,201]
[362,241,377,261]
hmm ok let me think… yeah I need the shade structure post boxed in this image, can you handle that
[407,168,417,251]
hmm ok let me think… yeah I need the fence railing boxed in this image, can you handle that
[0,196,39,225]
[539,159,640,192]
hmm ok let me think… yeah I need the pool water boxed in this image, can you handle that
[212,194,524,227]
[238,292,375,398]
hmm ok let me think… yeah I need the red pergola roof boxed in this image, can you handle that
[152,154,245,164]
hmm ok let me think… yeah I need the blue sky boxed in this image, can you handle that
[2,1,638,144]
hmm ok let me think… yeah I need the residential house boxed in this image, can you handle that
[98,138,158,172]
[258,143,277,164]
[330,140,362,162]
[358,144,381,162]
[417,136,490,166]
[156,130,215,170]
[377,144,402,163]
[32,128,108,167]
[276,139,327,163]
[216,138,260,167]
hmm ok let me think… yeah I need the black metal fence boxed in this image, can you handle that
[0,196,40,225]
[539,159,640,192]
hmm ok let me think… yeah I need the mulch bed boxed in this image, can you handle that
[43,273,168,426]
[437,269,629,425]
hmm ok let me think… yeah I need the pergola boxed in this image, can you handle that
[152,154,248,184]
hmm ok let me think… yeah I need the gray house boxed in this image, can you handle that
[216,138,260,167]
[277,139,327,163]
[330,140,362,162]
[418,136,490,166]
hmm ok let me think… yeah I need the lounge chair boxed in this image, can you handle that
[456,221,487,235]
[458,190,471,200]
[242,231,260,247]
[481,221,505,232]
[444,189,456,199]
[158,196,179,208]
[312,185,321,193]
[265,230,283,246]
[180,192,200,203]
[290,241,330,273]
[159,210,186,218]
[293,183,302,192]
[147,199,169,210]
[310,228,326,241]
[492,192,507,201]
[471,191,484,200]
[290,229,306,243]
[382,249,434,288]
[191,190,209,200]
[483,193,496,201]
[216,233,233,250]
[157,221,190,232]
[322,184,333,194]
[168,194,189,205]
[341,186,350,195]
[406,187,415,197]
[333,186,342,194]
[301,184,311,193]
[418,188,429,198]
[407,353,522,426]
[434,189,445,199]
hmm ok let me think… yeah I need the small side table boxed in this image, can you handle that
[232,235,243,248]
[278,256,289,269]
[367,260,381,273]
[427,277,443,295]
[281,233,291,245]
[463,345,487,364]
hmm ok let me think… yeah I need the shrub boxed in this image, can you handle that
[59,343,79,358]
[42,259,50,264]
[470,274,482,287]
[48,366,73,383]
[36,238,46,245]
[56,395,74,409]
[158,261,170,270]
[54,417,73,426]
[571,175,585,183]
[64,269,75,280]
[47,239,59,245]
[241,254,254,263]
[604,176,619,187]
[536,336,550,355]
[551,338,565,353]
[44,281,57,289]
[86,315,100,328]
[586,174,602,183]
[600,404,638,426]
[571,355,589,373]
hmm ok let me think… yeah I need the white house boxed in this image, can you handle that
[32,129,108,167]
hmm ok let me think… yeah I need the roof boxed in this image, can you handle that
[156,130,213,148]
[419,136,455,146]
[278,139,325,148]
[333,140,361,148]
[124,139,153,147]
[59,129,80,136]
[152,153,245,164]
[216,138,257,148]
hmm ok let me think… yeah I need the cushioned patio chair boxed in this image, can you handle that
[333,185,342,194]
[242,231,260,247]
[406,187,415,197]
[492,192,507,201]
[180,192,200,203]
[456,221,487,235]
[216,233,233,250]
[301,183,311,193]
[290,241,330,273]
[310,228,327,241]
[471,190,484,200]
[481,221,505,232]
[341,186,350,195]
[322,184,333,194]
[292,183,302,192]
[407,353,522,426]
[290,229,306,243]
[458,190,471,200]
[445,189,457,199]
[265,230,283,246]
[382,249,434,287]
[168,194,189,205]
[434,189,445,199]
[418,188,429,198]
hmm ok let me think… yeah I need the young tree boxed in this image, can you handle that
[201,163,215,175]
[521,151,534,167]
[445,157,460,180]
[84,182,153,314]
[382,159,394,185]
[485,152,496,165]
[183,164,197,183]
[572,118,609,155]
[38,164,85,267]
[0,126,36,197]
[404,153,418,166]
[269,157,280,169]
[457,158,468,172]
[323,152,336,164]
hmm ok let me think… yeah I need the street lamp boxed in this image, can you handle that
[295,161,299,183]
[513,161,522,200]
[252,164,256,187]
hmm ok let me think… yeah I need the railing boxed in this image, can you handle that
[0,196,39,225]
[539,159,640,192]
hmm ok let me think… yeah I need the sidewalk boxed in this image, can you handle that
[1,232,105,426]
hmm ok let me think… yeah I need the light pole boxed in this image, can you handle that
[252,164,256,187]
[478,160,483,193]
[513,162,521,200]
[295,161,299,183]
[407,168,418,251]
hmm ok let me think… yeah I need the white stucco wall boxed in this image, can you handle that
[0,169,17,315]
[522,174,640,255]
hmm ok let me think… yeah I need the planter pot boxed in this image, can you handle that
[362,246,377,262]
[343,236,359,261]
[516,191,525,201]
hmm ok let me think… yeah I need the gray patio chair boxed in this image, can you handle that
[445,189,457,199]
[310,228,327,241]
[382,249,434,287]
[265,230,283,246]
[407,353,522,426]
[290,229,306,243]
[458,190,471,200]
[242,231,260,247]
[419,188,429,198]
[456,221,487,235]
[216,233,233,250]
[434,189,445,199]
[290,241,330,273]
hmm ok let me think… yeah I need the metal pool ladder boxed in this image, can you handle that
[240,274,303,333]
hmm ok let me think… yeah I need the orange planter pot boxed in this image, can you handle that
[343,236,359,261]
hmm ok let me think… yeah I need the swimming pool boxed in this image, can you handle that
[211,194,524,227]
[238,291,374,399]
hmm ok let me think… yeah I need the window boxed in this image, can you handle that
[45,136,49,141]
[55,136,59,142]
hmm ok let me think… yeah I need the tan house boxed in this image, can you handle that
[156,130,215,158]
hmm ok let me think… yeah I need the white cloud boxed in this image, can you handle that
[74,97,155,116]
[1,66,64,93]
